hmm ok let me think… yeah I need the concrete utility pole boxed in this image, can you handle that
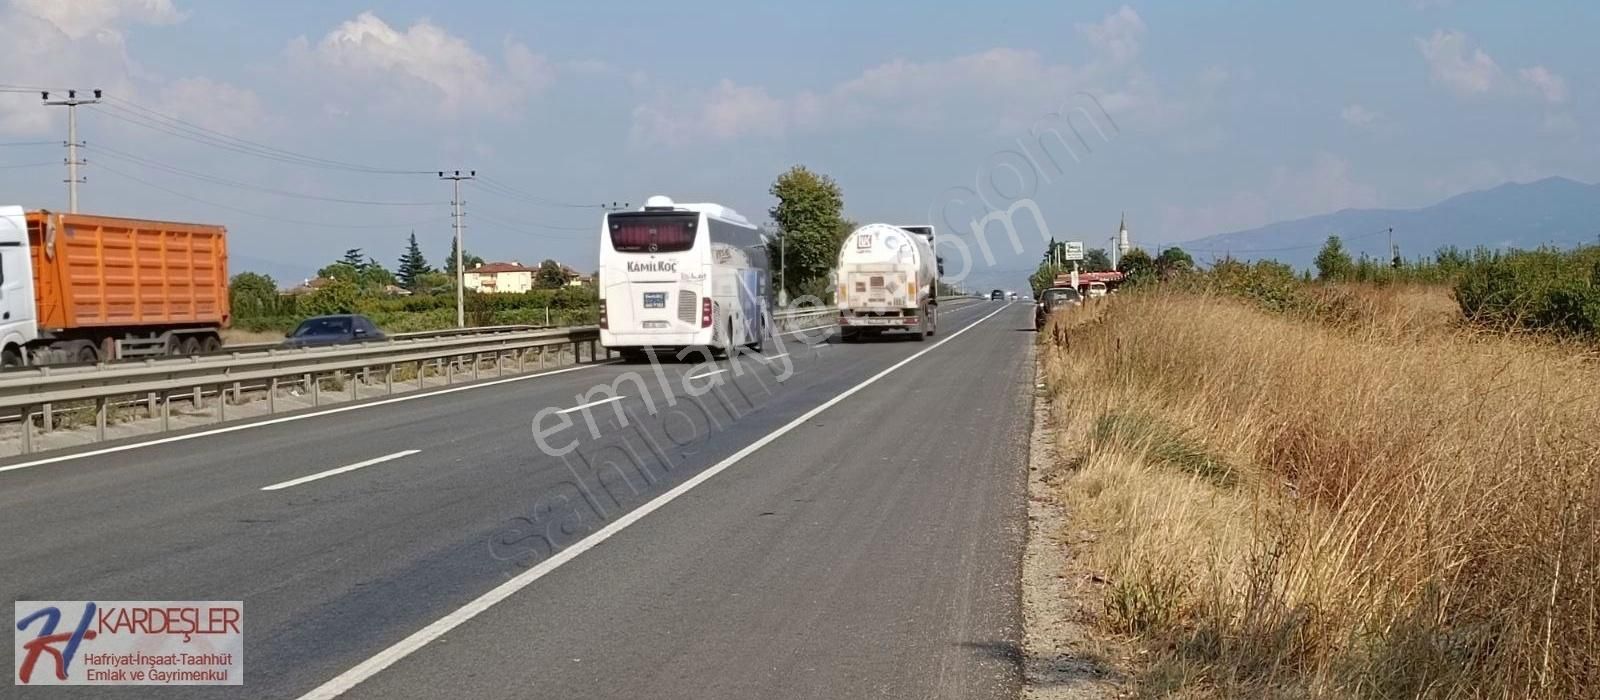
[440,170,475,328]
[42,89,102,213]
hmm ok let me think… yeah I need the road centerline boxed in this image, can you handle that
[260,450,421,492]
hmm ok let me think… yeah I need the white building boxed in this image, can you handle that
[463,261,536,294]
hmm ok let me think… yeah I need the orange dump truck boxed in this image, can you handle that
[0,207,230,366]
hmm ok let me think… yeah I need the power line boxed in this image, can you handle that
[0,161,56,169]
[88,100,435,176]
[472,212,594,240]
[93,161,448,230]
[471,208,596,232]
[85,143,447,207]
[0,141,57,147]
[471,176,604,209]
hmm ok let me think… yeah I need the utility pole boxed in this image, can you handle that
[439,170,475,328]
[42,89,101,213]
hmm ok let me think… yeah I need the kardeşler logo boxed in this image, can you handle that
[627,260,678,273]
[14,601,243,686]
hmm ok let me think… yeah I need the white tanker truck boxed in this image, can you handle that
[834,223,939,342]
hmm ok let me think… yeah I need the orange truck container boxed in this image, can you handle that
[0,208,230,365]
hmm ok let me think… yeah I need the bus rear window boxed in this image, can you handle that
[608,213,698,253]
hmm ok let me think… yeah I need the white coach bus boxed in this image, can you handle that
[598,195,771,360]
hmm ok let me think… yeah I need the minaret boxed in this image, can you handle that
[1117,212,1130,255]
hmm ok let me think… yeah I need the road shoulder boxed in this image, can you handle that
[1019,343,1128,699]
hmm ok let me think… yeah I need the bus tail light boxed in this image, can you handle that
[599,300,608,329]
[701,297,713,328]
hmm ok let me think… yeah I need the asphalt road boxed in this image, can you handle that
[2,299,1036,699]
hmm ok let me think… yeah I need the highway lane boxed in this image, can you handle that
[2,299,1028,698]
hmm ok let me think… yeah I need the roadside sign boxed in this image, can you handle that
[1062,241,1084,261]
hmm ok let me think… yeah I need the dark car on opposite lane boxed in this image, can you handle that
[282,314,387,348]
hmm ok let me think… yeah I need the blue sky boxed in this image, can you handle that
[0,1,1593,290]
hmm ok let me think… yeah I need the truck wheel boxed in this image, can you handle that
[76,344,100,363]
[1,347,22,369]
[180,336,202,356]
[926,305,937,337]
[839,327,858,343]
[201,335,222,353]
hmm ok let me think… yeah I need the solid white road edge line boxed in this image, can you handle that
[260,450,421,491]
[556,395,626,415]
[686,369,728,380]
[295,301,1013,700]
[0,362,608,475]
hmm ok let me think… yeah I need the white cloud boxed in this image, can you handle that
[1074,5,1146,65]
[0,0,187,135]
[10,0,182,40]
[631,6,1157,146]
[1340,104,1380,127]
[157,77,266,134]
[1161,154,1378,238]
[1518,65,1567,104]
[286,12,554,119]
[1416,29,1501,96]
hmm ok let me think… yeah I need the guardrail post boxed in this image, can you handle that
[42,402,52,432]
[146,391,158,420]
[191,384,203,410]
[96,396,107,441]
[350,370,358,401]
[311,373,320,407]
[216,384,225,423]
[588,340,597,363]
[572,341,580,365]
[268,377,277,414]
[20,404,33,454]
[517,349,526,374]
[539,347,547,370]
[160,391,170,432]
[231,380,242,404]
[473,353,481,381]
[386,364,394,394]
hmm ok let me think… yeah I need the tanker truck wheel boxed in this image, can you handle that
[2,346,22,369]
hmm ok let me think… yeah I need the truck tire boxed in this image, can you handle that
[839,327,859,343]
[180,336,202,356]
[2,346,22,369]
[926,305,937,337]
[76,344,100,364]
[201,335,222,353]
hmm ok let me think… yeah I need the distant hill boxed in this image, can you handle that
[1177,177,1600,269]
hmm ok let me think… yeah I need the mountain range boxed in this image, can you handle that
[1177,177,1600,269]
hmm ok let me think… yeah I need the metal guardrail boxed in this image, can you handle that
[0,297,968,456]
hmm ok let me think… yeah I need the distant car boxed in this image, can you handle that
[990,289,1006,301]
[1008,291,1019,301]
[1034,287,1083,330]
[1086,282,1108,299]
[283,314,387,348]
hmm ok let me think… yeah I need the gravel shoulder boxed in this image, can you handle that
[1019,351,1128,699]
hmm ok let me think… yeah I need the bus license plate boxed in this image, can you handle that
[642,292,667,308]
[643,320,669,329]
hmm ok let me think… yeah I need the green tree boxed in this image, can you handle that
[767,165,848,300]
[340,248,365,268]
[1155,247,1195,275]
[229,272,279,318]
[416,270,454,295]
[1084,248,1113,272]
[536,259,567,289]
[302,279,360,316]
[1117,248,1156,282]
[443,237,484,275]
[358,257,396,289]
[397,232,431,290]
[1314,235,1354,281]
[317,261,359,282]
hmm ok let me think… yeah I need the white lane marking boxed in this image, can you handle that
[556,395,626,415]
[0,301,985,477]
[260,450,421,492]
[296,301,1013,699]
[0,362,611,475]
[761,353,789,362]
[686,369,727,380]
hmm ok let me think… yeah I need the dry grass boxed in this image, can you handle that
[1042,288,1600,698]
